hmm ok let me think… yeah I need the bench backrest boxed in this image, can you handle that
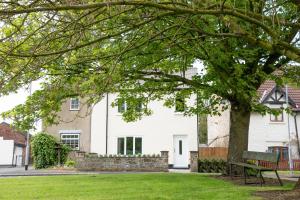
[242,151,279,163]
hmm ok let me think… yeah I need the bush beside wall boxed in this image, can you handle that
[31,132,70,169]
[198,159,227,173]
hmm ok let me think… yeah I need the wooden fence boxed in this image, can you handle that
[260,160,300,170]
[198,147,300,170]
[199,147,228,160]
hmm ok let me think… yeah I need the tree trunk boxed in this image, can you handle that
[227,105,251,174]
[295,178,300,190]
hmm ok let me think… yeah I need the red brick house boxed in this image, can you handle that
[0,122,27,166]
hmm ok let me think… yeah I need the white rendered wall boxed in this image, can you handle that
[91,94,198,165]
[0,137,14,165]
[90,96,107,154]
[248,104,300,159]
[207,109,230,147]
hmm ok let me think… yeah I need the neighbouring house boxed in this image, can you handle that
[44,68,198,168]
[248,81,300,161]
[0,122,27,167]
[204,81,300,162]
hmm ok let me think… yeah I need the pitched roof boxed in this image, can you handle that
[258,80,300,111]
[0,122,27,146]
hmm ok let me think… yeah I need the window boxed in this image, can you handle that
[118,100,126,113]
[117,138,125,154]
[117,100,142,113]
[70,98,80,110]
[179,140,183,155]
[61,133,80,150]
[117,137,142,155]
[175,96,185,112]
[268,146,288,161]
[270,110,284,122]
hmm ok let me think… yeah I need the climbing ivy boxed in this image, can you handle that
[31,132,70,169]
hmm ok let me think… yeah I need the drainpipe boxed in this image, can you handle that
[294,112,300,158]
[285,85,293,174]
[11,143,16,167]
[105,93,109,155]
[196,92,199,158]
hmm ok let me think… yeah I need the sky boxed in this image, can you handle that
[0,82,42,133]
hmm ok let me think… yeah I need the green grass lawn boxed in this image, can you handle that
[0,173,293,200]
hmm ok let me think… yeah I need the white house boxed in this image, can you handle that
[248,81,300,160]
[206,80,300,161]
[45,69,198,168]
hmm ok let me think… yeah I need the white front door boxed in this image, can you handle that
[14,146,23,166]
[173,135,188,168]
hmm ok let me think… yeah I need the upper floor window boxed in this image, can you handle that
[61,133,80,150]
[175,96,185,112]
[70,98,80,110]
[117,100,142,113]
[270,110,283,122]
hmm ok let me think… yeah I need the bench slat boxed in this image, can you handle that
[230,162,273,171]
[243,151,278,163]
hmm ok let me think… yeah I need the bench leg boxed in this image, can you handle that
[243,167,247,184]
[230,164,233,179]
[275,170,283,186]
[259,170,265,184]
[258,170,263,186]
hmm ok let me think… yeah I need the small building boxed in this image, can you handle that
[0,122,27,167]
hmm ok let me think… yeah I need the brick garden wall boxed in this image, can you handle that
[73,151,169,172]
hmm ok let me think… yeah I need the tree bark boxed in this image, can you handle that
[295,178,300,190]
[227,104,251,174]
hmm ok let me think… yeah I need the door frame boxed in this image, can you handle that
[173,135,189,168]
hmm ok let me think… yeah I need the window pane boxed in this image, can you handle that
[175,97,185,112]
[135,137,142,154]
[126,137,133,155]
[179,140,182,155]
[282,147,289,161]
[118,101,126,113]
[70,98,80,110]
[117,138,125,155]
[135,101,142,112]
[61,134,80,150]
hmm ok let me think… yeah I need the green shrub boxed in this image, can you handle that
[198,159,227,173]
[31,132,71,169]
[65,160,75,167]
[60,144,71,164]
[31,133,57,169]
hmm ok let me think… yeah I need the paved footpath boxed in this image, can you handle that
[0,166,151,177]
[263,172,300,182]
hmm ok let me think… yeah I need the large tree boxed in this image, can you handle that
[0,0,299,179]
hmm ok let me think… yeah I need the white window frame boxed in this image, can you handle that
[117,101,142,113]
[270,110,284,122]
[70,98,80,111]
[117,136,142,155]
[175,96,185,113]
[60,131,81,151]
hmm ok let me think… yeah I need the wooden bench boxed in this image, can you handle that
[229,151,283,186]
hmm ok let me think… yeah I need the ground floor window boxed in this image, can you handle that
[117,137,142,155]
[267,146,288,161]
[61,133,80,150]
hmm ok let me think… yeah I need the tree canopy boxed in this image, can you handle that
[0,0,298,132]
